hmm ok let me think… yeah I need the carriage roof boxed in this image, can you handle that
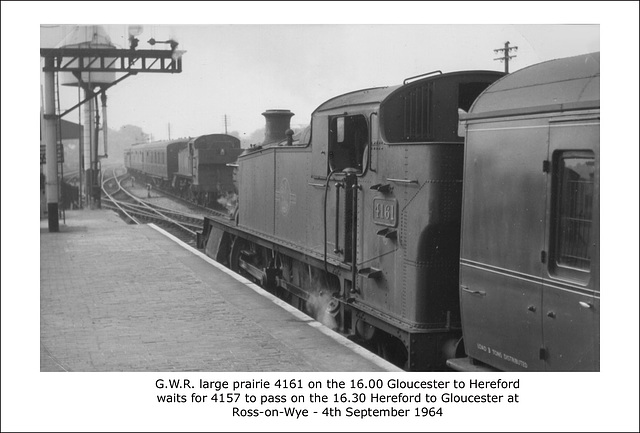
[466,52,600,119]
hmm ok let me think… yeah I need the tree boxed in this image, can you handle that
[105,125,150,162]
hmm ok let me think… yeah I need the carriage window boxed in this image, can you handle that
[551,151,595,277]
[328,115,368,173]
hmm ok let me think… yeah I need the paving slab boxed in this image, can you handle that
[40,209,401,372]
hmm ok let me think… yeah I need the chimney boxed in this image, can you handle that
[262,109,294,144]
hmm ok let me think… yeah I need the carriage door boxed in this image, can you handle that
[328,116,368,275]
[542,119,600,371]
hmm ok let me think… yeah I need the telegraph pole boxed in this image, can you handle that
[494,41,518,73]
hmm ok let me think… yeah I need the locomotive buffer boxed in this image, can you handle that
[41,46,183,232]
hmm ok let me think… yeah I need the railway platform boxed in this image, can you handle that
[40,209,401,372]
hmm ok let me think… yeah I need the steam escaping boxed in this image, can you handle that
[306,291,339,331]
[217,192,238,215]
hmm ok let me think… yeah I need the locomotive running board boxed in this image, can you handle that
[202,216,352,275]
[344,298,458,336]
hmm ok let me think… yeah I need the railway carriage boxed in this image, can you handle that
[448,52,600,371]
[124,138,189,185]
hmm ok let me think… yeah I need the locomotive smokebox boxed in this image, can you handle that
[262,109,294,144]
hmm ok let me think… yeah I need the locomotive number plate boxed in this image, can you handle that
[373,198,398,227]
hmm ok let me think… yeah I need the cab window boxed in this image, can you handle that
[328,115,368,173]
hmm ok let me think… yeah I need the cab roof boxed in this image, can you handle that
[313,70,505,115]
[313,86,399,114]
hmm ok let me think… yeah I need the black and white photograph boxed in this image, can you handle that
[2,1,639,432]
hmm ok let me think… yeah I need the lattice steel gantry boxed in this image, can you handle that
[40,47,183,74]
[41,47,183,232]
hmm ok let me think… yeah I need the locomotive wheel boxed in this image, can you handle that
[229,237,271,287]
[376,334,409,370]
[228,237,250,276]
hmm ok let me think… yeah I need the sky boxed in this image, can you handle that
[38,22,602,142]
[2,1,640,432]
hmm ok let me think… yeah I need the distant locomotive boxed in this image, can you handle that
[199,53,600,372]
[124,134,242,208]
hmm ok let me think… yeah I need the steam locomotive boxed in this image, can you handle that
[124,133,242,208]
[199,53,600,372]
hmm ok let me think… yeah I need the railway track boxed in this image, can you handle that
[101,168,205,247]
[147,183,232,220]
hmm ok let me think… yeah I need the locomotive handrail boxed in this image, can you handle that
[323,168,341,279]
[387,178,419,185]
[334,182,343,255]
[403,70,442,85]
[368,112,378,173]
